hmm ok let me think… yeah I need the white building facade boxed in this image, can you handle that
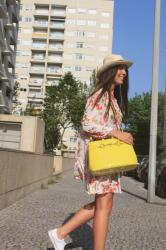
[16,0,114,111]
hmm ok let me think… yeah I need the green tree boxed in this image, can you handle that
[126,92,164,155]
[12,81,21,113]
[42,72,88,152]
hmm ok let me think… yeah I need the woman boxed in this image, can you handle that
[48,54,134,250]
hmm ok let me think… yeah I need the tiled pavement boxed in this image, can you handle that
[0,169,165,250]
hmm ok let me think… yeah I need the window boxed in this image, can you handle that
[64,66,73,72]
[101,12,110,17]
[99,34,109,40]
[76,53,83,60]
[88,9,97,15]
[76,42,84,48]
[77,20,86,26]
[100,23,110,29]
[88,20,96,26]
[77,31,85,38]
[77,8,86,14]
[70,137,77,142]
[25,17,32,22]
[66,19,75,25]
[87,32,95,38]
[75,65,82,71]
[66,31,75,36]
[68,8,76,13]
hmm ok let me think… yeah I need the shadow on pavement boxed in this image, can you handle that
[62,213,93,250]
[122,188,147,202]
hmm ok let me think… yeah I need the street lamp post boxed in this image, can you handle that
[147,0,161,203]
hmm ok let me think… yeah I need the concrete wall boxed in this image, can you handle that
[0,148,54,210]
[0,115,45,153]
[53,156,75,174]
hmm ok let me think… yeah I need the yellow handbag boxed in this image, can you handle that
[88,138,138,176]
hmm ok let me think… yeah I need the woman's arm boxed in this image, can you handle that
[82,93,114,139]
[109,130,133,145]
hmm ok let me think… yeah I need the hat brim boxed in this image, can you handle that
[97,60,133,78]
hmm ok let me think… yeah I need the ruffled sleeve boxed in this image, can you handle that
[81,91,114,139]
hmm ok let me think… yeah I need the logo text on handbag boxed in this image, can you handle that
[98,140,123,148]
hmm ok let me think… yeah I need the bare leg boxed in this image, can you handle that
[93,192,114,250]
[57,202,95,239]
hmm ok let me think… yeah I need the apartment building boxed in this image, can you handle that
[16,0,114,111]
[0,0,20,114]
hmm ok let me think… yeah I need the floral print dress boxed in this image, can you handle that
[74,89,123,195]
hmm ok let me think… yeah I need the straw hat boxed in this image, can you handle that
[97,54,133,78]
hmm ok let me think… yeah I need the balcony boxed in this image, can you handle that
[34,9,49,16]
[29,79,43,86]
[32,43,47,50]
[0,1,7,18]
[30,67,45,74]
[48,44,63,51]
[49,32,64,41]
[32,32,47,39]
[31,55,45,62]
[34,21,48,28]
[47,56,62,63]
[28,92,43,99]
[50,22,65,29]
[51,9,66,18]
[46,79,59,86]
[47,67,62,76]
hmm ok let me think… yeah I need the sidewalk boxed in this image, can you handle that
[0,169,165,250]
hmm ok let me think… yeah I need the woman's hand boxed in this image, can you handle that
[108,130,134,145]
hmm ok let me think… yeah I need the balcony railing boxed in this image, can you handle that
[50,23,65,29]
[47,57,62,63]
[28,92,43,98]
[35,9,49,15]
[51,11,66,17]
[29,79,43,86]
[47,68,62,74]
[48,45,63,51]
[49,33,64,40]
[32,44,47,49]
[32,32,47,38]
[34,21,48,27]
[30,67,45,73]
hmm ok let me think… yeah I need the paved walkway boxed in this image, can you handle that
[0,169,166,250]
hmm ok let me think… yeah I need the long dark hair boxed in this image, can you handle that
[90,65,129,118]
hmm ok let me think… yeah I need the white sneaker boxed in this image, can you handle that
[48,228,66,250]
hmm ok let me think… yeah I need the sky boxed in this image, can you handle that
[112,0,166,98]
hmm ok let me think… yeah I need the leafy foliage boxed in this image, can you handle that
[42,72,88,152]
[126,92,164,155]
